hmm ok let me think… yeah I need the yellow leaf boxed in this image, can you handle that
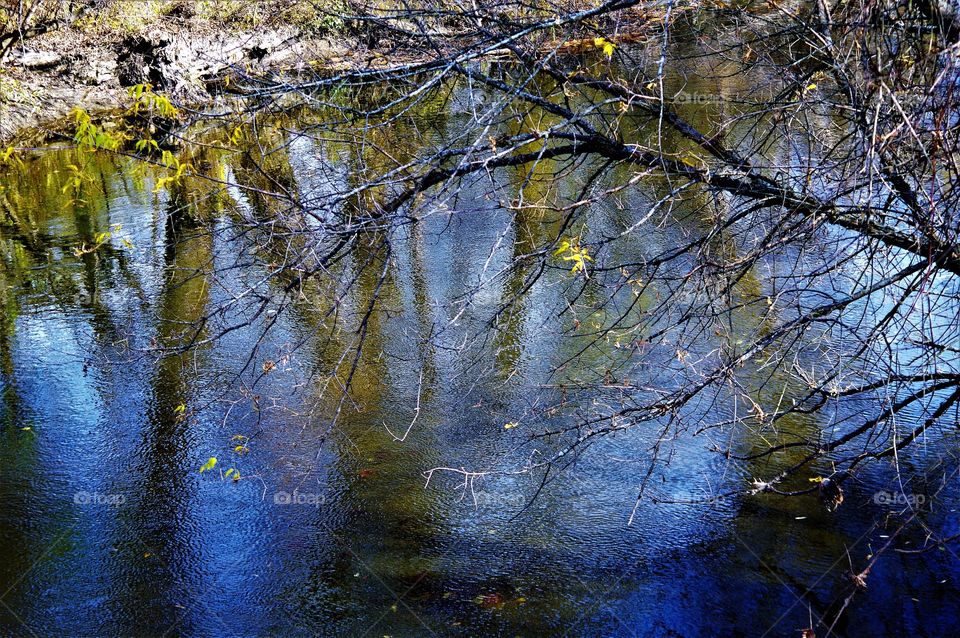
[592,37,616,59]
[199,457,217,473]
[504,422,518,429]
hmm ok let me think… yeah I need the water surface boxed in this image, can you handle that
[0,29,958,638]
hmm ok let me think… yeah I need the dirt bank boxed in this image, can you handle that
[0,4,358,144]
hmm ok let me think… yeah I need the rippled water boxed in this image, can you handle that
[1,39,959,638]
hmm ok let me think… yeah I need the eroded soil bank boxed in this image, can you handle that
[0,4,359,143]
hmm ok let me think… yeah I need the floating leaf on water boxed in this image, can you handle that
[474,592,505,609]
[199,457,217,473]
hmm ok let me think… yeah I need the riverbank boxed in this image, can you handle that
[0,2,361,144]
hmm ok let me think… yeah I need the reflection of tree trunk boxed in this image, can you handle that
[0,207,40,632]
[163,180,202,264]
[114,218,212,635]
[0,264,21,427]
[494,209,533,377]
[0,190,45,256]
[340,236,392,399]
[408,222,437,396]
[71,191,128,345]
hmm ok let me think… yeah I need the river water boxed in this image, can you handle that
[1,20,959,638]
